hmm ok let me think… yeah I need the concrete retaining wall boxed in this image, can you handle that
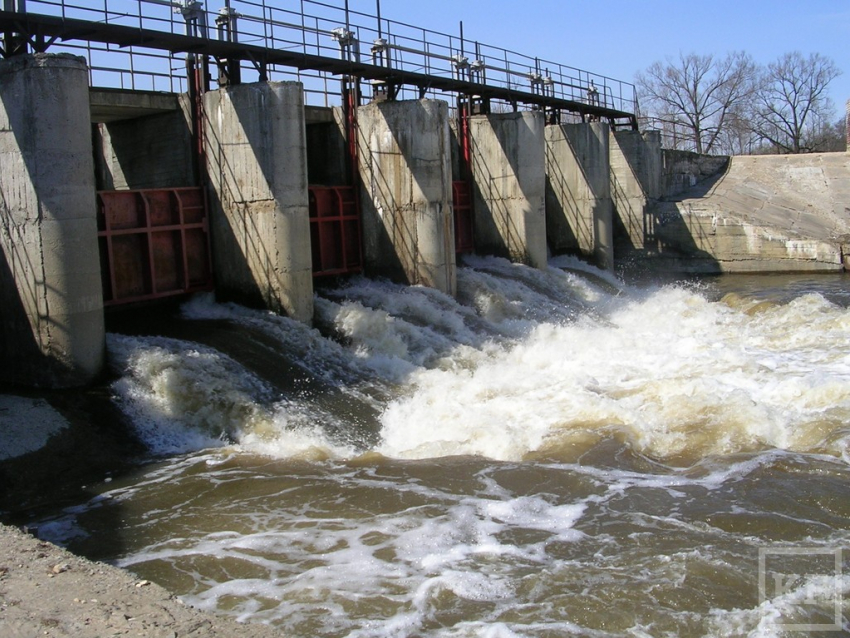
[357,99,456,295]
[203,81,313,323]
[545,122,613,270]
[661,149,729,199]
[0,54,104,387]
[645,153,850,272]
[470,111,547,269]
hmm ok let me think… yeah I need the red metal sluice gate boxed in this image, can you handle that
[452,181,474,254]
[97,187,213,306]
[309,186,363,277]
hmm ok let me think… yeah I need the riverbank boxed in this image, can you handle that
[0,522,282,637]
[0,390,282,637]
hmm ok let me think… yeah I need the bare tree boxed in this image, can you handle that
[809,115,847,153]
[751,51,841,154]
[636,51,758,154]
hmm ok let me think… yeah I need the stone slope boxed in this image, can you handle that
[647,152,850,272]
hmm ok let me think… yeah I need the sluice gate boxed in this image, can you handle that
[97,187,213,305]
[309,186,362,277]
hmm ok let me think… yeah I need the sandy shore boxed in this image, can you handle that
[0,523,282,637]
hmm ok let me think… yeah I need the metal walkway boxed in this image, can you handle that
[0,0,637,127]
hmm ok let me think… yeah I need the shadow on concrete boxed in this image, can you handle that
[94,108,195,191]
[659,151,730,202]
[356,99,453,290]
[469,112,545,268]
[610,133,722,274]
[544,124,611,267]
[545,142,582,255]
[306,109,348,187]
[0,223,54,386]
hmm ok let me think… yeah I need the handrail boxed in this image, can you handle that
[1,0,637,120]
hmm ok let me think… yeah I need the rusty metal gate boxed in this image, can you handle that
[309,185,363,277]
[452,181,474,254]
[97,187,213,306]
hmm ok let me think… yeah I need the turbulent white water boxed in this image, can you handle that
[108,256,850,465]
[41,257,850,637]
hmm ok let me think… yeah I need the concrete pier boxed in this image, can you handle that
[357,99,456,295]
[469,111,547,269]
[203,81,313,323]
[545,122,613,271]
[0,54,105,387]
[609,130,662,253]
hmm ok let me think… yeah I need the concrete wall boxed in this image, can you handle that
[643,153,850,273]
[94,96,194,190]
[470,111,547,269]
[545,122,613,270]
[203,81,313,323]
[0,54,104,387]
[661,149,729,198]
[648,202,843,273]
[357,99,456,295]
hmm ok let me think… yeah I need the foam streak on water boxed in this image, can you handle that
[40,258,850,637]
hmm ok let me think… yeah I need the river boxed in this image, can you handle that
[34,256,850,637]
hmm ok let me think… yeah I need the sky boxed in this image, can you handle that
[375,0,850,121]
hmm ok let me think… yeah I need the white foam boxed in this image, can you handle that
[108,334,353,459]
[110,258,850,465]
[707,572,850,637]
[377,278,850,463]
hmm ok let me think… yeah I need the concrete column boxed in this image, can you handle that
[203,81,313,323]
[469,111,547,269]
[0,54,105,388]
[609,129,662,252]
[545,122,613,271]
[357,99,456,295]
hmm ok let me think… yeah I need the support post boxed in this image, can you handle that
[357,99,456,295]
[609,129,662,252]
[545,121,613,270]
[0,54,104,387]
[469,111,547,269]
[204,81,314,322]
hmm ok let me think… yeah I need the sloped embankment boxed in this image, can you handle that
[651,153,850,272]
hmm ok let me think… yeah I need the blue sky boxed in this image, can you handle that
[378,0,849,121]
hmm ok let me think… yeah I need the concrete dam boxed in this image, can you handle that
[1,0,848,391]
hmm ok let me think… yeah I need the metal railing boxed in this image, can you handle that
[4,0,637,114]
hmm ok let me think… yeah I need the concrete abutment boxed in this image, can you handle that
[0,54,105,388]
